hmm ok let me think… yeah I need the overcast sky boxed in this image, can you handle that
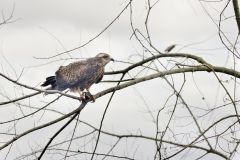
[0,0,239,159]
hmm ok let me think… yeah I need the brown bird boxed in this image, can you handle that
[41,53,114,101]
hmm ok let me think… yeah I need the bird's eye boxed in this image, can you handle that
[103,55,109,58]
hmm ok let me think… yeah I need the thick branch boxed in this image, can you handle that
[105,53,212,75]
[98,65,240,98]
[0,102,88,150]
[233,0,240,33]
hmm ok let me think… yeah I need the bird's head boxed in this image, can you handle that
[96,53,114,65]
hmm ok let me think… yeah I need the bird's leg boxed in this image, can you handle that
[85,88,95,102]
[77,88,85,101]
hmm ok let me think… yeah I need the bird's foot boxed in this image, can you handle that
[84,91,95,103]
[79,96,85,103]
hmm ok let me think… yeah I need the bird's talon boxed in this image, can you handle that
[91,95,96,103]
[81,97,87,103]
[85,92,95,102]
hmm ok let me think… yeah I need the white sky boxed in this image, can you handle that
[0,0,239,159]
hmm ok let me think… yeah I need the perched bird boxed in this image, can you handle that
[41,53,114,101]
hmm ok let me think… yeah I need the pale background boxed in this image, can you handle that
[0,0,239,159]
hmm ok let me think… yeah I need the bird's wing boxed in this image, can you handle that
[55,59,103,90]
[95,74,103,84]
[76,63,104,89]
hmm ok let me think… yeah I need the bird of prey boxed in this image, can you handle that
[41,53,114,101]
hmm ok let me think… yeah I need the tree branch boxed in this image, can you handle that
[233,0,240,33]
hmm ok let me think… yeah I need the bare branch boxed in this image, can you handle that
[33,0,133,60]
[233,0,240,33]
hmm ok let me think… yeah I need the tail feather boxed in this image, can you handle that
[41,76,57,89]
[46,76,55,81]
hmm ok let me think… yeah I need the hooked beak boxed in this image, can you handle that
[110,58,115,62]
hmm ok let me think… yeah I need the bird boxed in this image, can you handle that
[41,53,114,102]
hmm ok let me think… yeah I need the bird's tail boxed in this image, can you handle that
[41,76,57,95]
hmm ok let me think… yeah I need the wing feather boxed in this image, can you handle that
[55,58,104,91]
